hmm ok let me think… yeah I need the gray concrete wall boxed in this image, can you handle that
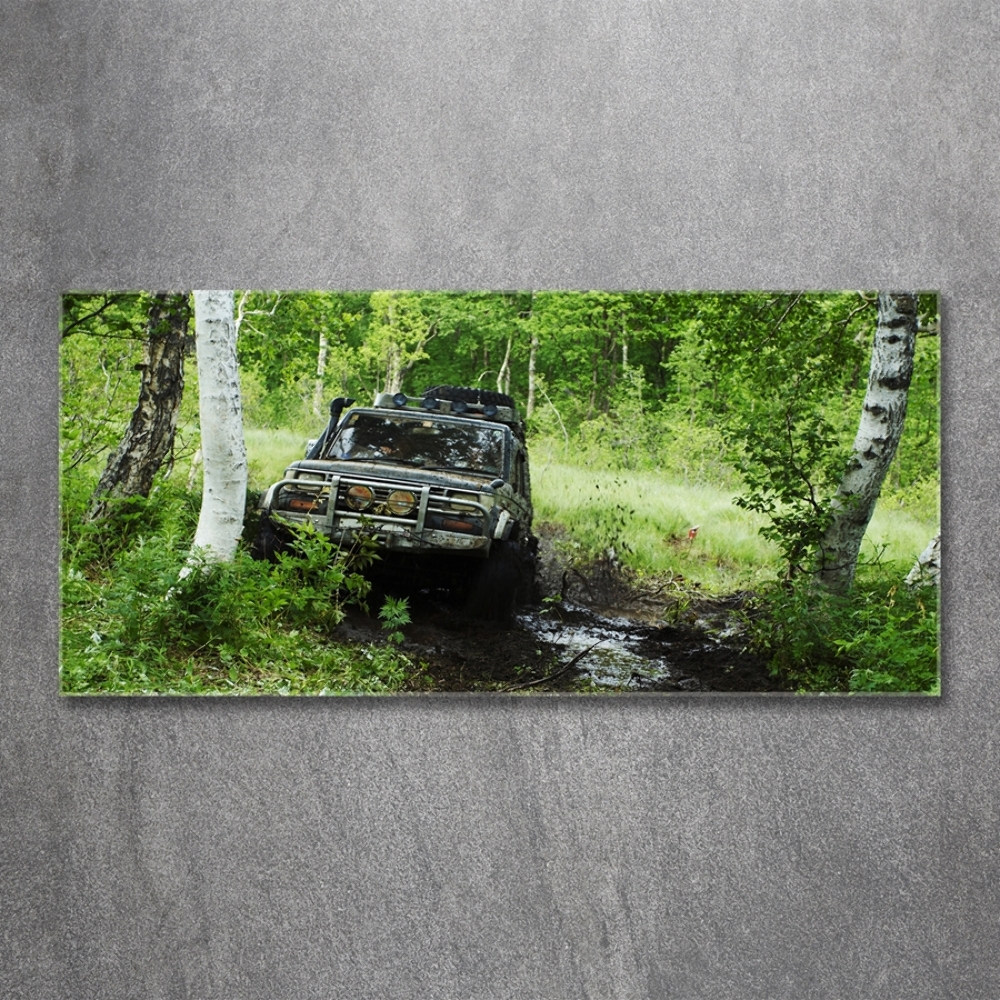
[3,3,994,997]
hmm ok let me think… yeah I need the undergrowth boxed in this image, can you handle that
[61,435,939,696]
[530,455,939,694]
[742,571,939,694]
[60,482,414,695]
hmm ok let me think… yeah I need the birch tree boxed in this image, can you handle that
[815,292,917,592]
[905,532,941,588]
[526,328,538,418]
[312,327,329,417]
[187,290,247,565]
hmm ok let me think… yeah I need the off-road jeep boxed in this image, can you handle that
[251,386,537,619]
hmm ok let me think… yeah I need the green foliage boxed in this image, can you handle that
[244,426,314,490]
[530,456,938,693]
[234,291,369,428]
[744,573,939,694]
[378,595,411,645]
[60,292,202,488]
[60,485,411,695]
[61,475,201,569]
[414,291,530,394]
[885,327,940,492]
[670,293,873,573]
[531,459,783,591]
[882,474,939,522]
[60,293,149,472]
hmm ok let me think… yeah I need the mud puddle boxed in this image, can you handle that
[515,598,781,693]
[333,524,786,693]
[515,604,677,691]
[336,588,783,694]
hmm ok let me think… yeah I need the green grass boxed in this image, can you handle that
[862,501,940,569]
[245,426,314,491]
[534,460,783,591]
[155,424,314,495]
[60,511,413,696]
[531,457,939,694]
[532,459,937,594]
[744,571,939,694]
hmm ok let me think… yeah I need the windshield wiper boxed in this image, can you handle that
[419,465,494,475]
[333,456,426,467]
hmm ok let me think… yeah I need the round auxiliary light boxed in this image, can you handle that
[451,399,468,413]
[483,403,498,417]
[386,489,416,515]
[392,393,408,407]
[345,484,374,511]
[421,396,440,410]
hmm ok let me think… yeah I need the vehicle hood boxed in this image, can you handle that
[289,459,499,492]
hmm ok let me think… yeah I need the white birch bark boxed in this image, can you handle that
[905,532,941,588]
[312,328,329,418]
[815,292,917,592]
[187,290,247,565]
[526,330,538,418]
[497,334,513,396]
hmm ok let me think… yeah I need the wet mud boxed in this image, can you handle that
[335,525,788,694]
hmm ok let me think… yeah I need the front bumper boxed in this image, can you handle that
[261,472,502,557]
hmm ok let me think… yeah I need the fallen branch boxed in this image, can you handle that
[571,567,596,597]
[504,640,604,692]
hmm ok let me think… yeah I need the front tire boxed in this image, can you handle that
[464,540,531,623]
[249,513,289,562]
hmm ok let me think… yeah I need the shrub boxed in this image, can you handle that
[61,492,411,695]
[744,573,939,694]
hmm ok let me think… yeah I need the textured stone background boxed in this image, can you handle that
[2,3,997,998]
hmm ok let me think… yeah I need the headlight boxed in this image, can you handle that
[345,484,374,510]
[277,488,327,514]
[386,489,416,515]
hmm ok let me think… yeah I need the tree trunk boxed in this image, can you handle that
[187,290,247,565]
[497,334,513,396]
[383,298,399,394]
[526,330,538,418]
[815,292,917,592]
[87,292,190,521]
[312,327,329,418]
[905,532,941,588]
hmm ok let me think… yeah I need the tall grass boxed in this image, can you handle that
[531,458,936,594]
[61,421,939,695]
[532,461,780,590]
[241,423,939,596]
[530,449,939,695]
[245,426,313,490]
[862,502,939,569]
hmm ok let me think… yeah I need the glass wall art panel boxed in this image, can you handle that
[60,290,940,695]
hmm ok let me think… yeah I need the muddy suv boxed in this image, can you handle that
[252,386,537,619]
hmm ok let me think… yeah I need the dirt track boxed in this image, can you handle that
[334,525,788,694]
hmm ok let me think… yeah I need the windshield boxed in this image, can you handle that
[325,412,507,477]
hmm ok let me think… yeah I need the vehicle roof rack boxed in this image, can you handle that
[373,392,520,425]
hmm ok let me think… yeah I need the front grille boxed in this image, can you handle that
[275,471,492,536]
